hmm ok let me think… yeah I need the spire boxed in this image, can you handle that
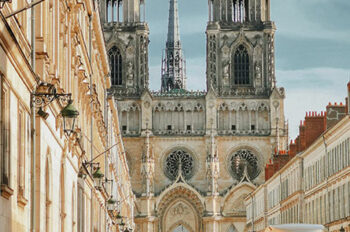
[167,0,180,46]
[161,0,186,92]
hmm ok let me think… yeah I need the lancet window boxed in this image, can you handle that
[232,0,248,22]
[109,47,123,86]
[106,0,123,23]
[233,45,250,85]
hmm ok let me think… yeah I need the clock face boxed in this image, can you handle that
[230,149,260,181]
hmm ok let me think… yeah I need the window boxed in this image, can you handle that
[231,125,236,131]
[108,47,122,86]
[1,81,11,192]
[251,125,255,131]
[45,158,51,232]
[232,0,249,22]
[233,45,250,85]
[186,125,191,131]
[77,183,85,232]
[122,125,127,131]
[17,105,26,200]
[59,165,65,232]
[167,125,172,130]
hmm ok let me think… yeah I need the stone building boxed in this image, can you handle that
[0,0,134,231]
[100,0,288,231]
[245,83,350,232]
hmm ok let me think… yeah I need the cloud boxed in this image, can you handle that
[277,67,349,139]
[272,0,350,43]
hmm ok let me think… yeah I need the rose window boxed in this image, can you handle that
[230,149,260,181]
[164,150,194,180]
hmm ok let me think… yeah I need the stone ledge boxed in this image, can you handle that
[17,188,28,207]
[1,184,14,199]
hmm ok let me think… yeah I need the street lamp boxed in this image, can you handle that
[32,82,78,137]
[92,166,104,189]
[107,196,117,211]
[61,100,79,136]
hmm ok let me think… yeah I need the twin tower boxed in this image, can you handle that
[100,1,286,231]
[100,0,277,98]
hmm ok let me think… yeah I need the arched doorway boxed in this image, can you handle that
[158,185,204,232]
[173,225,190,232]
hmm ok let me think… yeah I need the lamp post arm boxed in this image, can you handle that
[87,141,121,163]
[5,0,45,18]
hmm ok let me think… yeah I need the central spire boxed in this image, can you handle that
[167,0,180,45]
[161,0,186,92]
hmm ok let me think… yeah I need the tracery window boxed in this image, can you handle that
[232,0,248,22]
[233,45,250,85]
[109,47,122,86]
[164,150,194,180]
[229,149,260,181]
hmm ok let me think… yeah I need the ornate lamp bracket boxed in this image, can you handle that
[31,82,72,109]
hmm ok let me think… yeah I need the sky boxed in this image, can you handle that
[145,0,350,139]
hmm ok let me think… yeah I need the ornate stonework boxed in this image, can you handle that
[101,0,287,231]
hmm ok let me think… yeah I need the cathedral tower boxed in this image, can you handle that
[100,0,149,98]
[207,0,275,97]
[102,0,288,231]
[161,0,187,92]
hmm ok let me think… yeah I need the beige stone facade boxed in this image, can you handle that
[245,86,350,232]
[0,0,134,231]
[99,0,288,231]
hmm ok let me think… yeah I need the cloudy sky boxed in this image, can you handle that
[146,0,350,139]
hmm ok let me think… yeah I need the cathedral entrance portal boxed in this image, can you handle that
[173,225,190,232]
[158,185,204,232]
[163,199,197,232]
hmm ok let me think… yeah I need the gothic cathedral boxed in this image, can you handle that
[100,0,287,231]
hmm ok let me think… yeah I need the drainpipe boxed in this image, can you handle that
[88,13,94,232]
[104,89,108,232]
[30,4,36,232]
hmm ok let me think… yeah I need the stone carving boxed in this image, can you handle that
[222,62,230,86]
[208,34,217,87]
[254,62,262,87]
[143,101,150,109]
[171,203,190,216]
[118,102,140,112]
[126,62,134,86]
[153,101,205,112]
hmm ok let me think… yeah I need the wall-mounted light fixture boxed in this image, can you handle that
[31,82,79,137]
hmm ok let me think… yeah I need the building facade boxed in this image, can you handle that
[100,0,288,231]
[245,84,350,232]
[0,0,134,231]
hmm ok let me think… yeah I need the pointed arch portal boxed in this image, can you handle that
[173,225,190,232]
[158,185,204,232]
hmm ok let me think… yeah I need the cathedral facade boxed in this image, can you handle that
[100,0,288,231]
